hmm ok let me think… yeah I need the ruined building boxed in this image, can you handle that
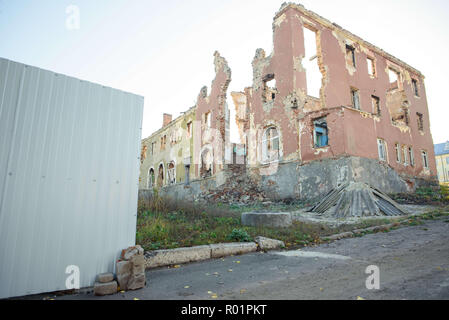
[139,3,437,203]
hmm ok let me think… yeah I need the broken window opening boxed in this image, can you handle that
[346,45,356,68]
[417,112,424,131]
[167,162,176,185]
[402,145,408,166]
[377,138,387,162]
[395,143,401,163]
[351,88,361,110]
[187,121,192,137]
[200,149,213,178]
[304,27,322,98]
[313,117,329,148]
[372,95,380,116]
[262,75,277,103]
[157,163,164,187]
[160,135,167,150]
[205,112,211,128]
[388,68,400,90]
[262,126,280,163]
[421,150,429,169]
[367,57,376,76]
[409,147,415,167]
[148,168,155,189]
[412,79,419,97]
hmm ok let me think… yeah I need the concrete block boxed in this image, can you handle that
[116,260,132,290]
[241,212,292,228]
[127,273,146,291]
[97,272,114,283]
[254,236,285,251]
[144,245,211,269]
[209,242,257,258]
[130,254,145,274]
[94,281,117,296]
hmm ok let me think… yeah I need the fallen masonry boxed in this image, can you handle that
[116,245,146,291]
[94,272,117,296]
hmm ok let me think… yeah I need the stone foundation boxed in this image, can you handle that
[139,156,438,204]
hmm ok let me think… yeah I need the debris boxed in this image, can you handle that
[116,245,146,292]
[309,182,408,217]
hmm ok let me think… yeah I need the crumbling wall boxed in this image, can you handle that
[238,2,437,182]
[194,51,232,179]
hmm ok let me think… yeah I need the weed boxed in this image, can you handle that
[227,229,253,242]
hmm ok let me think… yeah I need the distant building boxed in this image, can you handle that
[434,141,449,185]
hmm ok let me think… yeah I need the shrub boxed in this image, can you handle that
[227,228,252,242]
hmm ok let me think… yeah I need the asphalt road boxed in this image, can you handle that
[49,218,449,300]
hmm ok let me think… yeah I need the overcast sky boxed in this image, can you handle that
[1,0,448,144]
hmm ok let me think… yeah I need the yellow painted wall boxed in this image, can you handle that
[139,108,196,189]
[435,154,449,185]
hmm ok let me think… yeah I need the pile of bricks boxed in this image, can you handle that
[197,165,270,205]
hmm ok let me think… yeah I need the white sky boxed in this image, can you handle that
[0,0,448,144]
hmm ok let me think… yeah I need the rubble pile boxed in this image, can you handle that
[197,165,271,205]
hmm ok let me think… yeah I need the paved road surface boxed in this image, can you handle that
[41,218,449,300]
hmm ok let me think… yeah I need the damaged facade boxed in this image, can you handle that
[139,3,437,202]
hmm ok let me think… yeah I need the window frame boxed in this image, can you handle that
[346,44,356,68]
[367,57,376,76]
[351,88,361,110]
[412,79,420,97]
[313,117,329,148]
[421,150,429,169]
[377,138,387,162]
[262,126,280,164]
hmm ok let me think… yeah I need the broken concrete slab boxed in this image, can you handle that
[241,212,292,228]
[255,236,285,251]
[209,242,258,258]
[94,281,117,296]
[144,245,211,269]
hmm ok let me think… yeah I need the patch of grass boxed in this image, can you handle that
[136,192,449,251]
[390,185,449,206]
